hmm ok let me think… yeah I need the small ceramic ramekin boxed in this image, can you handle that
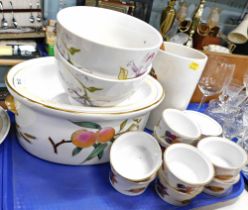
[183,110,222,137]
[204,173,240,197]
[197,137,247,180]
[163,144,214,191]
[153,109,201,146]
[155,169,203,206]
[109,166,157,196]
[158,168,203,195]
[109,131,162,195]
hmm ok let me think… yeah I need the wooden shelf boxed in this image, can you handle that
[0,58,24,66]
[0,9,42,13]
[0,31,45,40]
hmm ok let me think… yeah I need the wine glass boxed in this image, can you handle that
[197,61,235,110]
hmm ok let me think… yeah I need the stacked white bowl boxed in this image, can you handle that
[55,6,163,107]
[198,137,247,196]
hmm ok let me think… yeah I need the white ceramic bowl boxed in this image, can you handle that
[110,131,162,181]
[183,110,222,137]
[204,173,240,196]
[5,57,164,165]
[163,144,214,190]
[109,156,157,196]
[55,47,150,107]
[153,109,201,146]
[197,137,248,180]
[156,168,203,206]
[56,6,162,80]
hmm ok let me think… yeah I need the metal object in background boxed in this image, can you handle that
[9,1,18,28]
[0,1,8,29]
[36,1,42,22]
[29,3,35,23]
[186,0,206,47]
[159,0,176,40]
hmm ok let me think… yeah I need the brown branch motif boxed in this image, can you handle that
[48,137,72,154]
[16,126,36,144]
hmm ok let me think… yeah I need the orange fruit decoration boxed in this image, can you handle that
[71,129,96,148]
[96,127,115,143]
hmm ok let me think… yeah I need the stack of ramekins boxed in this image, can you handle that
[198,137,247,197]
[55,6,163,107]
[155,137,247,206]
[156,144,214,206]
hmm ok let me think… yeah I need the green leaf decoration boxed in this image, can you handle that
[69,47,80,55]
[118,67,128,80]
[72,147,83,156]
[83,143,108,163]
[71,121,102,130]
[119,119,128,131]
[87,87,103,93]
[98,150,104,160]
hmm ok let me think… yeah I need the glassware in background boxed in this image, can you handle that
[205,69,248,143]
[197,61,235,110]
[238,126,248,176]
[218,79,244,110]
[206,80,244,127]
[207,7,221,29]
[243,70,248,95]
[176,1,188,23]
[222,107,243,140]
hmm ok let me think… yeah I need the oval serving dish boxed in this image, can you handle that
[5,57,164,165]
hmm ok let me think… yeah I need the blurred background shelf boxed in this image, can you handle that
[0,31,45,40]
[0,59,24,66]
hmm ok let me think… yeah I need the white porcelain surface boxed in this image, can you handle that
[56,6,162,79]
[6,57,164,120]
[163,144,214,190]
[147,42,208,130]
[5,57,164,165]
[110,131,162,181]
[55,48,150,107]
[158,168,204,195]
[109,166,156,196]
[154,109,201,146]
[183,110,222,137]
[0,106,10,144]
[156,168,203,206]
[198,137,248,180]
[204,174,240,197]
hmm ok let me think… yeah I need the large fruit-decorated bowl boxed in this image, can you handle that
[5,57,164,165]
